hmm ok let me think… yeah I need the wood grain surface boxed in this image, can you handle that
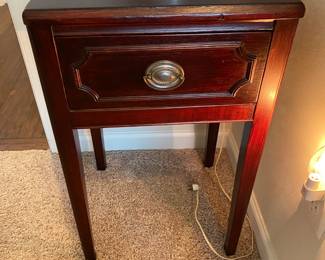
[56,32,270,110]
[25,0,303,10]
[0,5,46,150]
[23,0,305,25]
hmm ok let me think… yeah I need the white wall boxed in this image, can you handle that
[231,1,325,259]
[6,0,229,152]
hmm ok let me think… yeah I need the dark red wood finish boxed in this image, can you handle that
[23,0,305,25]
[90,128,107,170]
[55,32,270,110]
[224,19,299,254]
[23,1,304,259]
[25,24,96,259]
[71,104,255,128]
[204,123,220,167]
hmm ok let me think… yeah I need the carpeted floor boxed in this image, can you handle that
[0,149,260,260]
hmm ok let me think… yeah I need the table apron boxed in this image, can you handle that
[69,104,255,128]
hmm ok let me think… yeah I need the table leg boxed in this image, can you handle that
[224,20,299,255]
[224,121,264,255]
[56,128,96,260]
[90,128,107,170]
[204,123,220,167]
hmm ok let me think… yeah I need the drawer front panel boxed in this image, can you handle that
[55,32,271,110]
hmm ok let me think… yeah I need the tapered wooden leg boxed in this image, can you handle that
[91,128,107,171]
[56,128,96,260]
[204,123,220,167]
[224,20,299,255]
[224,122,265,255]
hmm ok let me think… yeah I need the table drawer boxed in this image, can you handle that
[55,32,271,110]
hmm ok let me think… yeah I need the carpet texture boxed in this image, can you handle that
[0,149,260,259]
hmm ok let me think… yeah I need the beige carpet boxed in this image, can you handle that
[0,149,260,259]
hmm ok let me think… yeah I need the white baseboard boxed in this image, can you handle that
[77,124,229,152]
[226,131,277,260]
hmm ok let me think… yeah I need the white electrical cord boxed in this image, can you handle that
[193,133,254,259]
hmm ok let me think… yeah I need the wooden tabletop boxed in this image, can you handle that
[25,0,303,10]
[23,0,305,25]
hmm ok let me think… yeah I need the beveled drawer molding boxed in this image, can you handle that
[72,42,255,101]
[56,32,271,110]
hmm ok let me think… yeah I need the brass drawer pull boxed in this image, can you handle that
[143,60,185,91]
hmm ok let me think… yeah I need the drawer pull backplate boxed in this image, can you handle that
[144,60,185,91]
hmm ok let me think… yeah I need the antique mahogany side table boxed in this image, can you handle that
[23,1,305,259]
